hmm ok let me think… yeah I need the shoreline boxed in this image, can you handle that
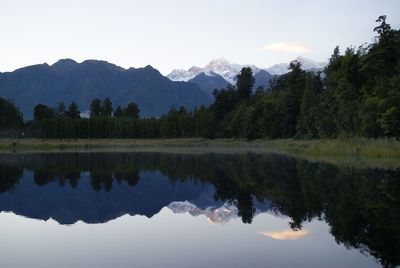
[0,138,399,169]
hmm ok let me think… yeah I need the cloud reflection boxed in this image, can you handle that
[258,229,312,240]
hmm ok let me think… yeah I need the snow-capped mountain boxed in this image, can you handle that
[168,57,261,84]
[264,63,289,76]
[167,67,209,82]
[266,56,327,75]
[203,58,261,84]
[168,57,326,96]
[168,57,327,83]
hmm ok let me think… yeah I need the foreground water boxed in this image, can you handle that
[0,152,398,268]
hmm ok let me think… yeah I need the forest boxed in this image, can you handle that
[0,16,399,140]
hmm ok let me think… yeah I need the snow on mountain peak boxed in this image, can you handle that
[167,69,197,82]
[167,57,327,82]
[266,57,327,75]
[168,58,261,84]
[188,66,203,73]
[295,56,327,70]
[204,57,230,70]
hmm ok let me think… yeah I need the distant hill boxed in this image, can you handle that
[254,70,274,90]
[188,72,229,96]
[0,59,212,119]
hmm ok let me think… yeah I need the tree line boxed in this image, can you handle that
[0,16,399,139]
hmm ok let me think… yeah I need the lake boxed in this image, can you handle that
[0,152,398,268]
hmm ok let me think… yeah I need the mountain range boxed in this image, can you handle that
[168,58,274,94]
[0,59,212,119]
[0,57,326,119]
[167,56,327,92]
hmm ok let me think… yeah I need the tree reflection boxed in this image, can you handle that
[90,173,113,192]
[0,152,398,267]
[0,162,23,193]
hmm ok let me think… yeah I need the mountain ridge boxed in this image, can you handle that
[0,57,327,119]
[167,56,326,81]
[167,57,326,95]
[266,56,327,75]
[168,57,262,84]
[0,59,212,119]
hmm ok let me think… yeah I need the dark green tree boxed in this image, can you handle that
[34,104,55,121]
[90,98,102,118]
[56,102,66,118]
[125,102,140,118]
[113,106,123,117]
[296,73,321,138]
[236,67,255,100]
[66,101,81,119]
[374,15,392,44]
[101,98,113,117]
[0,98,23,132]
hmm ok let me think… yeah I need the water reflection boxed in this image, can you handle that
[0,152,399,267]
[258,229,312,240]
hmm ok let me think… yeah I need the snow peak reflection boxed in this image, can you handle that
[0,152,399,267]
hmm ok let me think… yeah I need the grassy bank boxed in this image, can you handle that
[0,137,399,169]
[267,138,400,169]
[268,138,400,157]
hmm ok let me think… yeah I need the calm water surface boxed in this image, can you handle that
[0,152,398,268]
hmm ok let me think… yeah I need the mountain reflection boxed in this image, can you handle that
[0,152,399,267]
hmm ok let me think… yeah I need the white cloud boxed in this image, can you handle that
[259,42,312,53]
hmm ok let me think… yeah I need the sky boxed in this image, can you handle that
[1,0,399,75]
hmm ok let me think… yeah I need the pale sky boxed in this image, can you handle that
[1,0,399,75]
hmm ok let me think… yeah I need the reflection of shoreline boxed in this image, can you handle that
[258,229,312,240]
[0,139,399,169]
